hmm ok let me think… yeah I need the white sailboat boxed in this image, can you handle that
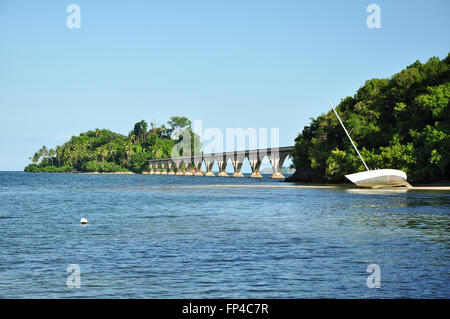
[327,98,410,188]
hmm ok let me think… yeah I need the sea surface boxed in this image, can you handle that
[0,171,449,298]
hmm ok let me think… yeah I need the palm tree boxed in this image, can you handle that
[48,149,55,166]
[87,139,95,150]
[66,153,74,167]
[125,142,134,160]
[41,146,48,158]
[106,144,116,162]
[160,125,168,139]
[70,141,85,169]
[98,146,108,163]
[56,146,62,167]
[29,152,40,164]
[131,133,140,145]
[153,147,163,158]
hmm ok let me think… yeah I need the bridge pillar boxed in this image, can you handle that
[174,160,184,175]
[216,155,229,177]
[248,152,262,178]
[153,162,161,175]
[167,161,175,175]
[269,150,290,179]
[204,156,215,176]
[148,163,155,174]
[193,157,204,176]
[183,158,193,176]
[231,154,245,178]
[160,162,167,175]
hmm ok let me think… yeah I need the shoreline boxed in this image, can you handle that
[18,171,450,190]
[172,184,450,191]
[405,186,450,191]
[77,171,135,174]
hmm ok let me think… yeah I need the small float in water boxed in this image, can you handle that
[327,98,410,189]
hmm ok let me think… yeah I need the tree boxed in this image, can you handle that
[125,141,134,161]
[39,146,48,158]
[98,146,108,163]
[129,133,137,145]
[48,149,55,166]
[291,53,450,183]
[133,120,148,143]
[30,152,40,164]
[56,146,62,166]
[167,116,191,133]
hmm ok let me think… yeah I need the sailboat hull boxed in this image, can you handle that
[345,169,407,188]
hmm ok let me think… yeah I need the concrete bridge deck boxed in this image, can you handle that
[147,146,294,178]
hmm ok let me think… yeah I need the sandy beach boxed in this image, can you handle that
[79,171,135,174]
[176,184,450,191]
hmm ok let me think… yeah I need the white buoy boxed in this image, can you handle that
[80,218,88,225]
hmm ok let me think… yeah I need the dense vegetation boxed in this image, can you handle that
[25,116,200,173]
[291,53,450,183]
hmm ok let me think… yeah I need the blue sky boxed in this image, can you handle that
[0,0,449,170]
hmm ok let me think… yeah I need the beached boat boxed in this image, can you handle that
[327,98,409,188]
[345,169,407,188]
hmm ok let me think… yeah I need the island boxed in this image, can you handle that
[287,53,449,184]
[24,116,199,173]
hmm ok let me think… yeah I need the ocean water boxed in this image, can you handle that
[0,171,448,298]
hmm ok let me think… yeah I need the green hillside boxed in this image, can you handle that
[290,53,450,183]
[24,116,199,173]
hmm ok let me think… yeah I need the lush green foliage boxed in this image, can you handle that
[24,164,73,173]
[292,54,450,183]
[25,116,199,173]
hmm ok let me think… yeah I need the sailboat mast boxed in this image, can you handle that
[327,98,370,171]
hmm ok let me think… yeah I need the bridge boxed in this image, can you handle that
[146,146,294,179]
